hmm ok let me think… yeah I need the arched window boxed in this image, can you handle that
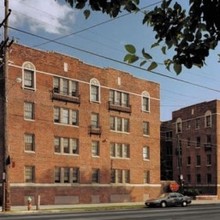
[22,62,36,90]
[90,78,100,102]
[176,118,182,133]
[141,91,150,112]
[205,110,212,127]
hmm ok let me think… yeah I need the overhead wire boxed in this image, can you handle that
[32,1,163,47]
[9,25,220,95]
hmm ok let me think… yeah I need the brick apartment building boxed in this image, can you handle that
[0,43,161,206]
[161,100,220,198]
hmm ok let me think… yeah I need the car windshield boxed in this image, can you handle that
[158,193,168,198]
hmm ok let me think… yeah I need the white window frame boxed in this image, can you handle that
[54,137,79,155]
[24,133,35,152]
[90,78,100,102]
[143,121,150,136]
[141,91,150,112]
[176,118,182,133]
[92,141,100,157]
[205,110,212,128]
[25,166,35,183]
[24,102,34,120]
[92,168,100,183]
[110,116,129,133]
[144,170,150,183]
[54,107,78,126]
[22,62,36,90]
[143,146,150,160]
[110,143,130,159]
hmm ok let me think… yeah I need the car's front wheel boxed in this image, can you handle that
[160,201,167,208]
[182,201,187,207]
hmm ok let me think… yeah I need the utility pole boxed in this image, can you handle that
[1,0,11,212]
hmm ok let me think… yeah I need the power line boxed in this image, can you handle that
[32,1,162,47]
[9,25,220,95]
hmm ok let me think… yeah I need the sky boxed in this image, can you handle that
[1,0,220,121]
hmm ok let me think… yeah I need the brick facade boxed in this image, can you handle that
[161,100,220,198]
[0,44,161,205]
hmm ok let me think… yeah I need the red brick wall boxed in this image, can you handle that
[3,44,161,205]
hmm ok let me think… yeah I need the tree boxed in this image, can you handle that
[65,0,220,74]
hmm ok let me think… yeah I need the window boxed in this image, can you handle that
[196,136,201,148]
[144,170,150,183]
[91,113,99,128]
[54,107,78,126]
[54,137,79,155]
[207,173,212,184]
[71,139,79,154]
[110,143,130,158]
[25,166,35,183]
[54,137,61,153]
[165,131,172,141]
[92,141,99,157]
[187,156,191,166]
[54,167,80,183]
[53,77,60,93]
[206,135,211,144]
[62,108,69,124]
[143,121,150,136]
[143,146,150,160]
[90,78,100,102]
[110,116,129,132]
[111,169,130,184]
[72,167,79,183]
[187,137,191,147]
[24,102,34,120]
[196,155,201,166]
[64,167,70,183]
[54,107,60,123]
[142,91,150,112]
[92,169,100,183]
[72,110,79,125]
[207,154,212,165]
[186,121,191,129]
[24,133,35,152]
[205,110,212,127]
[53,77,78,96]
[195,118,200,129]
[196,174,201,184]
[62,79,68,95]
[54,167,61,183]
[109,90,129,107]
[23,62,36,90]
[63,138,70,154]
[176,118,182,133]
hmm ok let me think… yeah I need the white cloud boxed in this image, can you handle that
[1,0,76,35]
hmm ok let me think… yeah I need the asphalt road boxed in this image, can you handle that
[1,204,220,220]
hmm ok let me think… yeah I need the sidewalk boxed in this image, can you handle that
[7,199,220,213]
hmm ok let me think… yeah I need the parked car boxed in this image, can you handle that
[145,192,192,208]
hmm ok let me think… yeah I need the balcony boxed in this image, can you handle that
[108,101,131,113]
[89,125,102,136]
[204,143,212,151]
[52,88,80,104]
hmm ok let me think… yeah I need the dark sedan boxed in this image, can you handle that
[145,192,192,208]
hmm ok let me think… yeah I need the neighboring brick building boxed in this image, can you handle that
[161,100,220,198]
[0,44,161,206]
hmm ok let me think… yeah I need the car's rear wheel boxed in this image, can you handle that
[160,201,167,208]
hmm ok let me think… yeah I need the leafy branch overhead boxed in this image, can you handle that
[65,0,220,74]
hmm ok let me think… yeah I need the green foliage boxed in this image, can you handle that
[65,0,220,74]
[65,0,139,18]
